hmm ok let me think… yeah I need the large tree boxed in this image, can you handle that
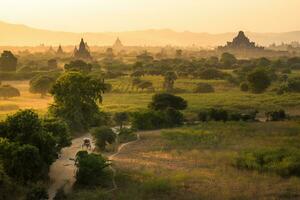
[50,72,106,132]
[29,75,56,97]
[0,51,18,72]
[247,68,271,93]
[149,93,187,111]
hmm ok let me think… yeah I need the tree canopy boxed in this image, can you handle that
[0,51,18,72]
[149,93,187,111]
[0,85,20,99]
[50,72,106,132]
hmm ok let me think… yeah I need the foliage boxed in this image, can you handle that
[91,126,116,151]
[247,68,271,93]
[29,75,56,97]
[26,184,48,200]
[148,93,187,111]
[220,52,237,68]
[240,82,249,92]
[113,112,129,129]
[193,83,215,93]
[0,84,20,99]
[64,60,92,73]
[197,68,228,80]
[0,109,71,183]
[265,110,286,121]
[235,148,300,177]
[50,72,106,132]
[0,51,17,72]
[75,151,111,186]
[163,71,177,91]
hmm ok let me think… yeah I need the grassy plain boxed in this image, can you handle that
[67,122,300,200]
[2,76,300,120]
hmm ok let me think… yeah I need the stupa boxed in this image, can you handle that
[74,38,92,59]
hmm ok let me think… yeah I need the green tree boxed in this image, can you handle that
[75,151,110,186]
[220,52,237,68]
[50,72,106,132]
[64,60,92,73]
[247,68,271,93]
[113,112,129,130]
[91,126,116,151]
[29,75,56,97]
[163,71,177,92]
[0,85,20,99]
[0,51,18,72]
[149,93,187,111]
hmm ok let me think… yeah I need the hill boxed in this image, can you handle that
[1,21,300,46]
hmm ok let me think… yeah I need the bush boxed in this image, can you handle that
[235,148,300,177]
[149,93,187,111]
[208,108,228,122]
[240,82,249,92]
[247,68,271,93]
[287,77,300,92]
[26,184,48,200]
[198,109,257,122]
[118,128,137,143]
[91,126,116,151]
[265,110,287,121]
[197,68,228,80]
[75,151,111,186]
[193,83,215,93]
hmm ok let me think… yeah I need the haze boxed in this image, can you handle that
[1,0,300,33]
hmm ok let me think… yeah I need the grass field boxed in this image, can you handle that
[2,78,300,120]
[67,122,300,200]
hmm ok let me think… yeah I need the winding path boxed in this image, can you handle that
[47,132,141,199]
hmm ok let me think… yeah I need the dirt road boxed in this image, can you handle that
[47,134,93,200]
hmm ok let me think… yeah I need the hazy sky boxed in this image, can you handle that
[1,0,299,33]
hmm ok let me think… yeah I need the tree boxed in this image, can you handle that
[0,51,17,72]
[113,112,129,130]
[75,151,110,186]
[47,59,58,70]
[220,52,237,68]
[50,72,106,132]
[247,68,271,93]
[163,71,177,92]
[149,93,187,111]
[64,60,92,73]
[29,75,56,97]
[91,126,116,151]
[0,85,20,99]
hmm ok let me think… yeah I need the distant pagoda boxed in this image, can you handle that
[56,45,64,55]
[74,38,92,59]
[112,37,124,53]
[219,31,264,50]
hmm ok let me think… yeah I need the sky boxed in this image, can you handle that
[0,0,299,33]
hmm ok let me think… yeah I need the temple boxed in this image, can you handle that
[219,31,264,50]
[74,38,92,59]
[56,45,64,55]
[112,37,125,54]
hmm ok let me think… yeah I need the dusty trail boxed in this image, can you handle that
[47,134,93,200]
[47,132,141,199]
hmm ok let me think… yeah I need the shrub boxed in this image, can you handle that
[198,110,208,122]
[149,93,187,111]
[75,151,111,186]
[208,108,228,122]
[287,77,300,92]
[131,110,166,130]
[240,82,249,92]
[247,68,271,93]
[197,68,228,80]
[91,126,116,151]
[118,128,137,143]
[26,185,48,200]
[235,148,300,177]
[265,110,287,121]
[193,83,214,93]
[0,85,20,99]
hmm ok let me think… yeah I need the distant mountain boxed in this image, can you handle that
[0,21,300,47]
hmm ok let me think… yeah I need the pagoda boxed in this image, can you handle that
[219,31,264,50]
[74,38,92,59]
[112,37,124,53]
[56,45,64,55]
